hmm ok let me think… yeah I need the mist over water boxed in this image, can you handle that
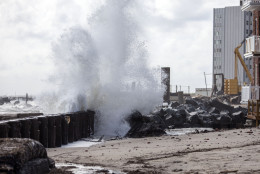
[39,0,164,136]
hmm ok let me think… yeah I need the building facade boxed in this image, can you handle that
[241,0,260,99]
[213,6,253,91]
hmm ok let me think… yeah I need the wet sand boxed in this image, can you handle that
[47,128,260,174]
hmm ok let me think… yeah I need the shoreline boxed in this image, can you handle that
[47,127,260,173]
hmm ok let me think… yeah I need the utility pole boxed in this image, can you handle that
[204,72,208,96]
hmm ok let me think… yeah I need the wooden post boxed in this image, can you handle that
[68,114,74,143]
[55,115,62,147]
[81,112,87,138]
[48,116,56,148]
[78,112,83,139]
[73,113,80,141]
[20,119,31,138]
[0,123,9,138]
[61,115,69,145]
[30,118,40,141]
[87,110,95,135]
[8,120,21,138]
[38,117,48,148]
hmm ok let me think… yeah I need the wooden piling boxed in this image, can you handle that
[8,120,21,138]
[88,110,95,135]
[30,117,40,141]
[55,115,62,147]
[74,113,80,141]
[20,119,31,138]
[68,114,74,143]
[0,123,9,138]
[80,112,87,138]
[48,116,56,148]
[61,115,69,145]
[86,112,90,137]
[78,112,83,139]
[0,111,95,147]
[38,117,48,148]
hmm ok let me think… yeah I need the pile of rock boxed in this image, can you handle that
[126,97,247,138]
[160,97,247,129]
[0,138,55,174]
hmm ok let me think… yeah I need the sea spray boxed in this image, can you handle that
[39,0,164,136]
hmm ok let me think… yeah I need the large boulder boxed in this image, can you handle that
[209,98,234,114]
[0,138,54,174]
[199,113,215,128]
[187,112,203,127]
[164,113,186,128]
[208,107,220,114]
[125,112,166,138]
[170,102,180,108]
[185,98,198,107]
[230,96,240,104]
[231,111,246,127]
[217,114,232,128]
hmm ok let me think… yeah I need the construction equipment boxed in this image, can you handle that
[224,38,253,95]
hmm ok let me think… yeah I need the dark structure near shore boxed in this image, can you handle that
[161,67,170,103]
[0,111,95,148]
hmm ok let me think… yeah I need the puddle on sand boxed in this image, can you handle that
[166,128,214,136]
[56,163,125,174]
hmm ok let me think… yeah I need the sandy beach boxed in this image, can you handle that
[47,128,260,174]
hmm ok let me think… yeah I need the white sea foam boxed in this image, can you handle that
[38,0,164,136]
[0,100,41,114]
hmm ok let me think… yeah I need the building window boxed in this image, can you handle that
[246,30,249,34]
[247,21,249,25]
[215,40,221,45]
[214,48,222,53]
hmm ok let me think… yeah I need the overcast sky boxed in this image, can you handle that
[0,0,239,95]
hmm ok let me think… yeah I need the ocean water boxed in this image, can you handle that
[0,100,41,114]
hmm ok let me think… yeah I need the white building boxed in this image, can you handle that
[213,6,253,91]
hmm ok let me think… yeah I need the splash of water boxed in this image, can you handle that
[39,0,164,136]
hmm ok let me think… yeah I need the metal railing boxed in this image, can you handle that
[245,36,260,54]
